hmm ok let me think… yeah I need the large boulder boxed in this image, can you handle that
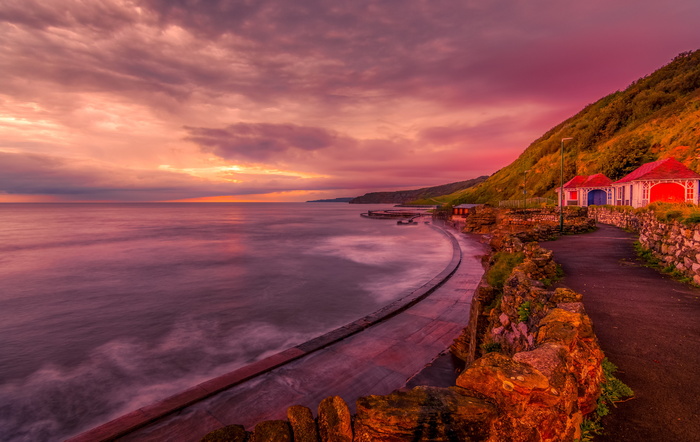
[353,386,497,441]
[250,420,292,442]
[317,396,353,442]
[287,405,320,442]
[456,351,583,442]
[201,424,249,442]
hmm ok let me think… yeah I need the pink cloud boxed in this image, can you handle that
[185,123,341,162]
[1,0,699,201]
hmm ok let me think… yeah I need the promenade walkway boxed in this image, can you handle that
[542,224,700,442]
[73,227,487,441]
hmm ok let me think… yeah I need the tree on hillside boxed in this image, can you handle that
[599,134,655,181]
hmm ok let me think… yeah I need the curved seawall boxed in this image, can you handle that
[70,224,486,441]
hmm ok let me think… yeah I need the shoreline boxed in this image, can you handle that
[69,223,467,441]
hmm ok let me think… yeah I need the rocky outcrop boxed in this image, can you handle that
[201,424,249,441]
[318,396,353,442]
[287,405,320,442]
[354,386,497,441]
[251,420,292,442]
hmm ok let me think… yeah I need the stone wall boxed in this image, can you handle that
[462,206,595,241]
[201,235,605,442]
[588,206,700,285]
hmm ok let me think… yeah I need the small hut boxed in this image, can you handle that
[556,174,613,206]
[612,157,700,207]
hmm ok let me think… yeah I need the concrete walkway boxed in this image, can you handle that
[72,227,486,441]
[542,224,700,442]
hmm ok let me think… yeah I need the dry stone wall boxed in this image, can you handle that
[461,206,595,241]
[588,206,700,285]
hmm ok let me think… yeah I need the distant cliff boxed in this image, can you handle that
[307,197,355,202]
[350,176,488,204]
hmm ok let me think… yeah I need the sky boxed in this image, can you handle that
[1,1,699,202]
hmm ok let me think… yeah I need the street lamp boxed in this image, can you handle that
[523,170,530,207]
[560,137,573,232]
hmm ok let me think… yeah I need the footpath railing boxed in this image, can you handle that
[498,197,553,208]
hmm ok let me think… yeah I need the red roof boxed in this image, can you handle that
[614,157,700,183]
[563,175,587,188]
[582,173,613,187]
[563,174,612,189]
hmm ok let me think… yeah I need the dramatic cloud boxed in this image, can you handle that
[186,123,340,162]
[1,0,699,201]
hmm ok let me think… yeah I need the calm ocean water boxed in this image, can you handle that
[0,202,452,441]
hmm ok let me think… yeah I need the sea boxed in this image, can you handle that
[0,202,453,441]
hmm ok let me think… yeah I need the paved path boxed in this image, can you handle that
[542,224,700,442]
[73,228,486,441]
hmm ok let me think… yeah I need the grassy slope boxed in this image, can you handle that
[441,50,700,206]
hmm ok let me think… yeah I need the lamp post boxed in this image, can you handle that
[560,137,573,232]
[523,170,530,207]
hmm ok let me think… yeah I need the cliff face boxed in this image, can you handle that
[350,176,487,204]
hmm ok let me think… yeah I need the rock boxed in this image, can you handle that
[317,396,353,442]
[251,420,291,442]
[202,424,250,442]
[456,352,551,414]
[499,313,510,326]
[536,308,594,347]
[287,405,319,442]
[549,288,583,304]
[457,349,587,441]
[556,302,585,314]
[353,386,497,441]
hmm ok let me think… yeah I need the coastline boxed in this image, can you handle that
[69,223,471,441]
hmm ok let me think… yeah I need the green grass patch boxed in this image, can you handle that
[634,241,696,285]
[517,301,532,323]
[485,251,525,289]
[579,358,634,441]
[480,342,502,354]
[639,202,700,225]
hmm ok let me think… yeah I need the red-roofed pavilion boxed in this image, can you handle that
[556,174,613,206]
[612,157,700,207]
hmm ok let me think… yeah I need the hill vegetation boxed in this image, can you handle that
[350,176,487,204]
[442,50,700,206]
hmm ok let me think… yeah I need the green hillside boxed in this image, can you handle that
[445,50,700,206]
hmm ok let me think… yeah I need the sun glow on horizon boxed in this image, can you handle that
[158,164,330,182]
[168,189,324,203]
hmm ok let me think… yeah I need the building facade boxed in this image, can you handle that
[556,174,614,207]
[611,158,700,207]
[557,157,700,208]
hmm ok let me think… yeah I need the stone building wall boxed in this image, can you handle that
[588,206,700,285]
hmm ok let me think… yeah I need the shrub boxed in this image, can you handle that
[517,301,532,323]
[485,251,525,289]
[480,342,502,354]
[642,202,700,225]
[580,358,634,441]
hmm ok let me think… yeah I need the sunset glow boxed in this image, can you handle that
[2,1,699,202]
